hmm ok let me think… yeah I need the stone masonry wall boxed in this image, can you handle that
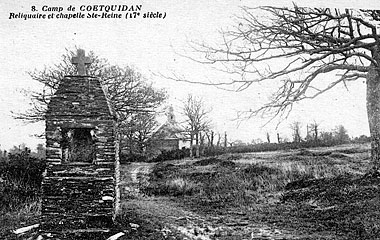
[41,75,120,235]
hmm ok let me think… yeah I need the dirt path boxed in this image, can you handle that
[118,162,313,240]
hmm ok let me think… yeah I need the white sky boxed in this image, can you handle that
[0,0,379,151]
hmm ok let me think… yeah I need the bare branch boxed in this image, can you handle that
[165,5,380,121]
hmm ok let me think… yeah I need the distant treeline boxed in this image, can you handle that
[120,134,370,162]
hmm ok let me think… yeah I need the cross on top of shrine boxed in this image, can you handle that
[72,49,92,75]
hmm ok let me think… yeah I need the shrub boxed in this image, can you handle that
[1,150,45,187]
[204,169,275,203]
[151,149,189,162]
[243,164,280,177]
[0,149,45,211]
[200,172,256,205]
[149,163,181,179]
[193,157,220,166]
[147,177,200,196]
[119,153,148,163]
[203,147,227,157]
[143,163,199,196]
[192,157,236,168]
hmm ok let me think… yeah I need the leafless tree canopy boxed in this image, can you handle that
[309,121,320,142]
[290,121,302,143]
[120,112,159,154]
[16,49,167,123]
[182,94,212,136]
[182,94,212,157]
[187,6,380,119]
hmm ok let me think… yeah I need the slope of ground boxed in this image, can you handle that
[116,143,376,239]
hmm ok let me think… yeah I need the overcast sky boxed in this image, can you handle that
[0,0,379,151]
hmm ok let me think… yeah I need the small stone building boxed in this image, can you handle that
[150,106,189,152]
[41,50,120,237]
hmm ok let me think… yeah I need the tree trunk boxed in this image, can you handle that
[195,132,200,158]
[367,63,380,170]
[224,132,227,148]
[190,132,194,158]
[211,131,214,147]
[200,132,205,156]
[314,127,318,142]
[206,132,211,147]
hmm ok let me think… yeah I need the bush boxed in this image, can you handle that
[193,157,220,166]
[119,153,148,163]
[200,172,256,205]
[0,149,45,211]
[146,177,200,196]
[192,157,236,168]
[149,163,181,179]
[2,151,45,185]
[119,149,190,163]
[143,163,199,196]
[243,164,280,177]
[203,147,227,157]
[151,149,189,162]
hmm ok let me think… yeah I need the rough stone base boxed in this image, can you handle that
[41,163,116,234]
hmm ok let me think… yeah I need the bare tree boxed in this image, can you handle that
[120,112,159,154]
[216,132,221,147]
[180,6,380,169]
[310,121,320,142]
[17,49,167,152]
[205,130,215,147]
[182,94,212,157]
[18,49,166,123]
[290,121,302,143]
[266,132,271,143]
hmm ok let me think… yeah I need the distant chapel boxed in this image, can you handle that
[150,106,190,152]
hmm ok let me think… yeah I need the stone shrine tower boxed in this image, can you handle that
[41,49,120,238]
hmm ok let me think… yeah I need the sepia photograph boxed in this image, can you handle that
[1,0,380,239]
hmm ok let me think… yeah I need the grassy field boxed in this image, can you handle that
[145,143,370,202]
[130,143,380,239]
